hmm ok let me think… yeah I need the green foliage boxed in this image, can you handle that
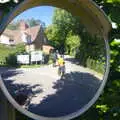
[75,34,105,68]
[66,31,81,55]
[43,53,50,64]
[27,18,41,27]
[86,58,104,74]
[46,8,105,71]
[0,43,25,66]
[7,18,45,31]
[106,0,120,3]
[7,22,18,30]
[45,25,61,48]
[20,64,41,68]
[96,104,109,113]
[46,8,83,52]
[109,5,120,24]
[80,0,120,120]
[15,43,26,54]
[0,44,14,65]
[52,8,79,33]
[6,53,17,66]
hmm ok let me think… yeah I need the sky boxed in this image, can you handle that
[14,6,55,26]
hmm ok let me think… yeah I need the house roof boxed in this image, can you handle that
[2,24,42,44]
[26,25,41,42]
[3,29,22,44]
[19,20,29,30]
[3,29,14,39]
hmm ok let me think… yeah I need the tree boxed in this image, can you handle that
[45,24,62,48]
[75,0,120,119]
[7,18,45,31]
[7,21,19,30]
[27,18,46,29]
[66,31,81,55]
[27,18,40,27]
[46,8,84,53]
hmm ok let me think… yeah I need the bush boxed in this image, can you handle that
[43,53,50,64]
[6,53,18,66]
[0,44,25,67]
[86,58,104,74]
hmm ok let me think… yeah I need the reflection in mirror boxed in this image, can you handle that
[0,6,106,117]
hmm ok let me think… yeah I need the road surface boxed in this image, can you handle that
[0,56,103,117]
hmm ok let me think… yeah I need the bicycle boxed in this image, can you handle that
[58,65,65,79]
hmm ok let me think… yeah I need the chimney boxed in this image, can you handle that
[19,20,29,31]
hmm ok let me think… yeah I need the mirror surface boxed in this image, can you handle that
[0,6,106,117]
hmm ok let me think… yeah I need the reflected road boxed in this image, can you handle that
[0,56,103,117]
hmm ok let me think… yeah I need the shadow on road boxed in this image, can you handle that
[28,71,102,117]
[0,67,102,117]
[1,69,43,107]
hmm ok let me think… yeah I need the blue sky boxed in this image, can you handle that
[14,6,55,26]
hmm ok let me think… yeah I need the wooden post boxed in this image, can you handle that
[0,90,16,120]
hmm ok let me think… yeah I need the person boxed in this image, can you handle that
[57,55,66,78]
[50,49,57,67]
[52,51,58,67]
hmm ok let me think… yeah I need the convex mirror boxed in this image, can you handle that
[0,0,111,120]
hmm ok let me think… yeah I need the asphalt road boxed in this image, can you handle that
[0,56,103,117]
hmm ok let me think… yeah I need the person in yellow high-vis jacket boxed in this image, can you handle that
[57,55,65,78]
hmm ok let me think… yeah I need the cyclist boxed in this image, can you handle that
[57,55,65,78]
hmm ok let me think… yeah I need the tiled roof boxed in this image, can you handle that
[2,25,41,44]
[3,29,22,44]
[26,25,41,42]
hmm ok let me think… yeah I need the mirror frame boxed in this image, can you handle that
[0,0,111,120]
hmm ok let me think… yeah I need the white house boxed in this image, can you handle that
[0,20,53,53]
[0,34,14,45]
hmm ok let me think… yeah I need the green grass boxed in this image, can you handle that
[20,64,41,68]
